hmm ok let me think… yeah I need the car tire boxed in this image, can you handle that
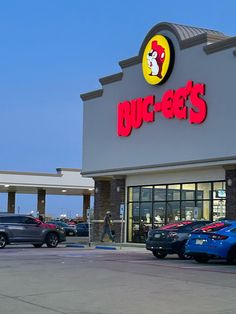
[178,243,192,260]
[0,233,7,249]
[226,246,236,264]
[152,250,167,259]
[194,256,209,263]
[33,244,43,248]
[45,232,59,248]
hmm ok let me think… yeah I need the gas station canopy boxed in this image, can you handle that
[0,168,94,196]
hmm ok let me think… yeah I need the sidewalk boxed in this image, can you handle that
[64,236,146,252]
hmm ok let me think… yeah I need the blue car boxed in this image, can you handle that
[76,223,89,237]
[185,221,236,264]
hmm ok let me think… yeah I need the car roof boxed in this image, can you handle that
[159,220,209,230]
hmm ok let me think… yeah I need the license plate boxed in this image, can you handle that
[154,234,161,238]
[196,239,204,245]
[69,232,73,235]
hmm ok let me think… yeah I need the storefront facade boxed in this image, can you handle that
[81,22,236,242]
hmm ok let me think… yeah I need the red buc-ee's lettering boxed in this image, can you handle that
[117,80,207,137]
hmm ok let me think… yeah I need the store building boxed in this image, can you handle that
[81,22,236,243]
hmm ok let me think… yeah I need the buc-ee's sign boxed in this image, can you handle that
[117,34,208,137]
[117,80,207,137]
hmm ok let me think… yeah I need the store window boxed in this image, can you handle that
[213,182,226,220]
[127,180,226,243]
[131,203,139,223]
[182,184,195,200]
[140,202,152,223]
[167,185,180,201]
[213,199,226,220]
[127,203,133,242]
[167,201,180,223]
[141,186,152,201]
[154,185,166,201]
[196,200,211,220]
[140,202,152,241]
[129,187,140,202]
[153,202,166,227]
[197,182,211,200]
[181,201,195,220]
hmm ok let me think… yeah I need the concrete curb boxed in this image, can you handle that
[66,244,86,248]
[95,245,117,250]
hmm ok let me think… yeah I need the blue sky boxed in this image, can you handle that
[0,0,235,217]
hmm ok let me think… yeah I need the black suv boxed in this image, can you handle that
[146,220,211,259]
[47,220,77,236]
[0,214,66,249]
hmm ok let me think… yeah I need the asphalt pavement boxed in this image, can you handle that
[0,244,236,314]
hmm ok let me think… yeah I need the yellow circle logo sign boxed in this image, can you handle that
[142,34,174,85]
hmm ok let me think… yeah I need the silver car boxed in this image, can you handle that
[0,214,66,249]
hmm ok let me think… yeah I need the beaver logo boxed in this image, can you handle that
[142,34,174,85]
[147,40,165,78]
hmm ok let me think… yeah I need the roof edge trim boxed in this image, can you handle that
[203,36,236,54]
[99,72,123,85]
[56,168,81,173]
[80,89,103,101]
[181,33,227,50]
[81,156,236,177]
[119,56,141,68]
[0,170,62,177]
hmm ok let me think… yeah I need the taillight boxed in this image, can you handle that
[209,234,228,240]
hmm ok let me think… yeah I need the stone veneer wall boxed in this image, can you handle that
[226,169,236,219]
[7,192,15,213]
[93,180,111,241]
[110,178,125,242]
[37,189,46,217]
[92,178,125,242]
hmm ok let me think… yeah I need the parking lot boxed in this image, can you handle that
[1,245,236,314]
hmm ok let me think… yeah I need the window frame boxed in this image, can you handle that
[127,180,226,243]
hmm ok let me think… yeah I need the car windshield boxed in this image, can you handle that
[194,222,230,233]
[159,221,192,230]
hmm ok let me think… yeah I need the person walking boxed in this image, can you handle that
[100,211,115,242]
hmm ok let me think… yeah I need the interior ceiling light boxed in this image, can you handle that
[4,184,10,188]
[62,189,67,193]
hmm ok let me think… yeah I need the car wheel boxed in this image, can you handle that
[178,244,192,260]
[33,244,43,248]
[45,233,59,248]
[227,246,236,264]
[0,233,7,249]
[152,250,167,259]
[194,256,209,263]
